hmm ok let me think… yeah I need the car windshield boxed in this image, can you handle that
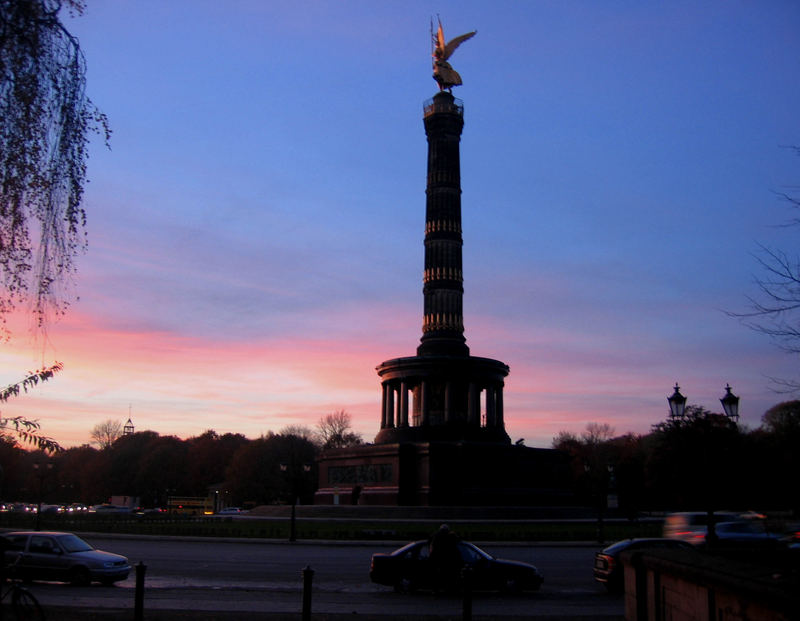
[55,534,93,553]
[460,542,492,562]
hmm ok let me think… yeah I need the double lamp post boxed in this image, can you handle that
[667,382,740,545]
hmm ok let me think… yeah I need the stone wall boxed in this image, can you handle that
[622,547,799,621]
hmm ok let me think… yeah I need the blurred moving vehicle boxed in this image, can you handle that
[702,520,790,551]
[216,507,246,514]
[89,504,132,515]
[369,539,543,593]
[663,512,744,544]
[593,538,694,593]
[713,520,781,541]
[2,531,131,586]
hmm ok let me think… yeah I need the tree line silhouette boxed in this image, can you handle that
[554,401,800,516]
[1,410,363,510]
[1,403,799,513]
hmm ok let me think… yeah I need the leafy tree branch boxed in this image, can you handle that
[0,362,63,452]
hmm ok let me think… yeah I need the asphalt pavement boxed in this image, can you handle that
[7,533,624,620]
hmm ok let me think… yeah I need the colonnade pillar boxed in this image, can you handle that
[379,376,505,431]
[420,380,429,426]
[399,381,409,427]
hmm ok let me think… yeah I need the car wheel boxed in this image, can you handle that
[69,566,91,586]
[394,576,416,593]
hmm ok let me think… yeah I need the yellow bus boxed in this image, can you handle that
[167,496,213,515]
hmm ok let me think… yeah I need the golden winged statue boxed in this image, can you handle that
[431,18,476,91]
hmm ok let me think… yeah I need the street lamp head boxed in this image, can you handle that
[667,383,687,419]
[720,384,740,421]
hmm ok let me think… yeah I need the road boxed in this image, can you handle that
[27,536,624,619]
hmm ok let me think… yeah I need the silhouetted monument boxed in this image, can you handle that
[315,24,568,506]
[373,90,511,447]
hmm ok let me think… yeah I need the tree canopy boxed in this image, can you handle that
[89,418,123,449]
[315,410,363,450]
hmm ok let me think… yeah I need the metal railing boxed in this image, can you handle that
[423,96,464,117]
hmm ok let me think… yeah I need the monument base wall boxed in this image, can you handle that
[315,441,571,507]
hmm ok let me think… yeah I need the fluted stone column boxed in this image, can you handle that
[418,92,469,357]
[421,380,430,426]
[400,381,409,427]
[386,384,395,428]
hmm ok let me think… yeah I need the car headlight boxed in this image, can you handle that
[103,561,117,568]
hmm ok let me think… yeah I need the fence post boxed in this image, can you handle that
[134,561,147,621]
[301,565,314,621]
[461,566,473,621]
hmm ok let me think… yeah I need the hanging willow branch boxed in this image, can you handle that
[0,0,109,336]
[0,361,63,452]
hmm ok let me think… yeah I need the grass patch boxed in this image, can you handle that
[1,512,661,542]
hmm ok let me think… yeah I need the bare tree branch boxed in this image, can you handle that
[729,148,800,391]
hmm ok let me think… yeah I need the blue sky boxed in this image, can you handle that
[2,0,799,448]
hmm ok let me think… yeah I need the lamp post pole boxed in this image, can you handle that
[33,461,53,531]
[281,462,312,542]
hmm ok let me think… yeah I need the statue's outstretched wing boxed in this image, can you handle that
[436,22,446,54]
[443,30,476,60]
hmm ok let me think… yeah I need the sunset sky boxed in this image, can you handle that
[2,1,799,449]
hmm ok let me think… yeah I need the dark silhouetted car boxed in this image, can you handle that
[3,531,131,586]
[594,538,694,593]
[369,539,543,593]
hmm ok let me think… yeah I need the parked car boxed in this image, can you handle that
[594,538,694,593]
[663,512,744,544]
[2,531,131,586]
[369,539,543,593]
